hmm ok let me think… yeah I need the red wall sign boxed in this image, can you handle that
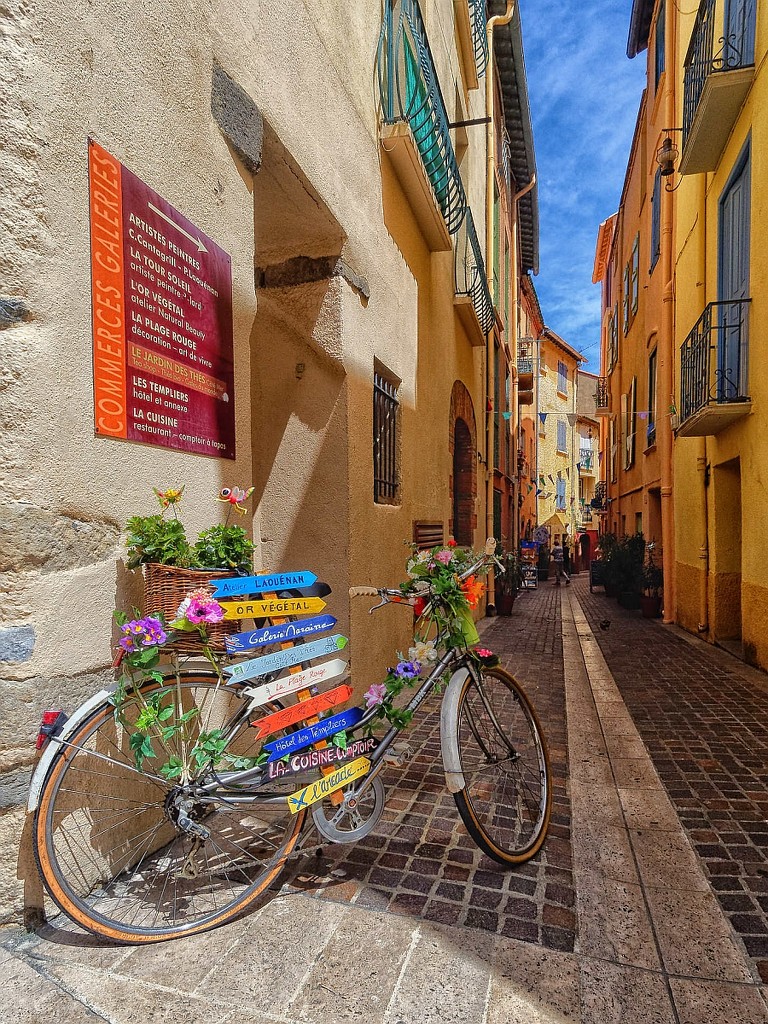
[88,139,235,459]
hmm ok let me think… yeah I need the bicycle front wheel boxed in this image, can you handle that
[34,672,306,943]
[452,666,551,864]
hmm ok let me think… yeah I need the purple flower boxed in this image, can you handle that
[364,683,388,709]
[119,616,167,652]
[395,660,421,679]
[186,598,225,624]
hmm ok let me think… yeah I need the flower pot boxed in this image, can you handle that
[617,590,641,610]
[496,592,516,616]
[640,594,662,618]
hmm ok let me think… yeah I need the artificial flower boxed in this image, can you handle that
[434,549,453,565]
[186,597,225,624]
[447,538,457,547]
[395,660,421,679]
[119,616,167,652]
[364,683,388,709]
[475,648,494,659]
[461,575,485,609]
[409,639,438,664]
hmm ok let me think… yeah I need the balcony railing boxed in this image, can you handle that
[377,0,466,235]
[595,376,609,413]
[454,206,494,337]
[681,0,756,172]
[469,0,489,79]
[679,299,751,435]
[518,342,534,377]
[579,447,594,471]
[591,481,607,510]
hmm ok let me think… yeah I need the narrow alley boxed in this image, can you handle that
[4,578,767,1023]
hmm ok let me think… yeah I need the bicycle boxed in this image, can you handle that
[29,538,551,943]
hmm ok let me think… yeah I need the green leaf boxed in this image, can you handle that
[157,705,174,721]
[332,730,348,749]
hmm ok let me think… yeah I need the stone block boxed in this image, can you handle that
[211,61,263,175]
[0,505,120,574]
[0,625,35,662]
[0,297,30,328]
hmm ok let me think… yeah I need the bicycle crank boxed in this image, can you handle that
[311,775,386,843]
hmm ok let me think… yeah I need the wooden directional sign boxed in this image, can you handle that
[224,635,348,681]
[210,571,317,598]
[263,707,363,762]
[250,684,353,739]
[220,596,326,620]
[225,615,338,654]
[287,756,371,814]
[269,736,377,779]
[243,658,348,709]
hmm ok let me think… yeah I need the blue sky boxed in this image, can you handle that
[521,0,647,370]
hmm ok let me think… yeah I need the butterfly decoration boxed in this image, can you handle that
[217,486,255,516]
[153,486,185,510]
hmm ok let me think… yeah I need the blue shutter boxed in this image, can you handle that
[650,170,661,271]
[557,419,567,452]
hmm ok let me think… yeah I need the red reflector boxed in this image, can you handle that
[36,710,66,750]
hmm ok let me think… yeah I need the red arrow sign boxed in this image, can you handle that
[250,684,353,740]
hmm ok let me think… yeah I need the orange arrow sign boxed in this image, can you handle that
[250,684,353,740]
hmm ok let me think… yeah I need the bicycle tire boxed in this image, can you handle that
[34,671,306,943]
[452,665,551,865]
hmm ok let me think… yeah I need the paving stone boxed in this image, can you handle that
[669,978,768,1024]
[579,958,676,1024]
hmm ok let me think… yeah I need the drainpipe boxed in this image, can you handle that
[485,0,515,607]
[659,0,677,623]
[697,174,709,633]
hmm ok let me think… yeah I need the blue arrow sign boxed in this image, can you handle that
[210,571,318,598]
[224,634,349,680]
[225,615,338,654]
[263,707,364,762]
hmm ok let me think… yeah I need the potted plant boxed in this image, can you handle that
[494,549,521,615]
[597,532,618,597]
[614,533,645,609]
[640,546,663,618]
[125,486,256,650]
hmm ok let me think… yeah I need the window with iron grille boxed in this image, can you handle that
[373,367,400,504]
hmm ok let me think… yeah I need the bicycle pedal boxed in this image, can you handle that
[383,742,413,767]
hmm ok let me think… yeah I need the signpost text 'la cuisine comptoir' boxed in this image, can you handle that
[88,139,236,459]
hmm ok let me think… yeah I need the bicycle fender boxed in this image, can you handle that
[27,689,112,812]
[440,666,472,794]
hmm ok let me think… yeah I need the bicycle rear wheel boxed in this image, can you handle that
[34,672,305,943]
[452,665,550,864]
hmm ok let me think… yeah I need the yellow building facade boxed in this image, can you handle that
[598,0,768,667]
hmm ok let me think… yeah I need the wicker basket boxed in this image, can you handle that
[143,563,239,652]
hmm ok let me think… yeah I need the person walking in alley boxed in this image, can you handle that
[551,538,570,586]
[563,535,572,577]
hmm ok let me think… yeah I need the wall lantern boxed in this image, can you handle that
[656,129,683,191]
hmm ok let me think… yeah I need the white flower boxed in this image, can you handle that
[175,597,191,619]
[409,639,438,664]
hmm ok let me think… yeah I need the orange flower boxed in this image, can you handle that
[461,575,485,609]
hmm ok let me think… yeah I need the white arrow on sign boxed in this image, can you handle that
[147,202,208,254]
[243,658,348,711]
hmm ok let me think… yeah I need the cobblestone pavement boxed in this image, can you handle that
[281,581,576,952]
[577,576,768,983]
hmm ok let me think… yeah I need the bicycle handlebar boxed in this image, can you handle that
[348,538,498,604]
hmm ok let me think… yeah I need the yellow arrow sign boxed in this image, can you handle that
[220,596,327,620]
[286,756,371,814]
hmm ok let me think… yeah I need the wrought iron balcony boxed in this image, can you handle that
[591,481,607,510]
[678,299,751,436]
[680,0,756,175]
[579,448,594,473]
[594,376,609,415]
[454,1,489,89]
[377,0,466,248]
[454,206,494,344]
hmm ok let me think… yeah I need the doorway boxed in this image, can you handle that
[453,418,474,546]
[712,458,742,655]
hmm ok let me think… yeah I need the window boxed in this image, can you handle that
[557,360,568,395]
[609,418,617,483]
[557,418,567,453]
[555,476,566,511]
[623,376,637,469]
[635,511,643,535]
[650,169,661,271]
[654,0,665,89]
[630,234,639,314]
[373,367,400,503]
[647,348,657,445]
[609,303,619,369]
[622,263,630,334]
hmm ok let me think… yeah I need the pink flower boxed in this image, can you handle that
[364,683,387,709]
[186,597,225,624]
[435,549,453,565]
[475,648,494,659]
